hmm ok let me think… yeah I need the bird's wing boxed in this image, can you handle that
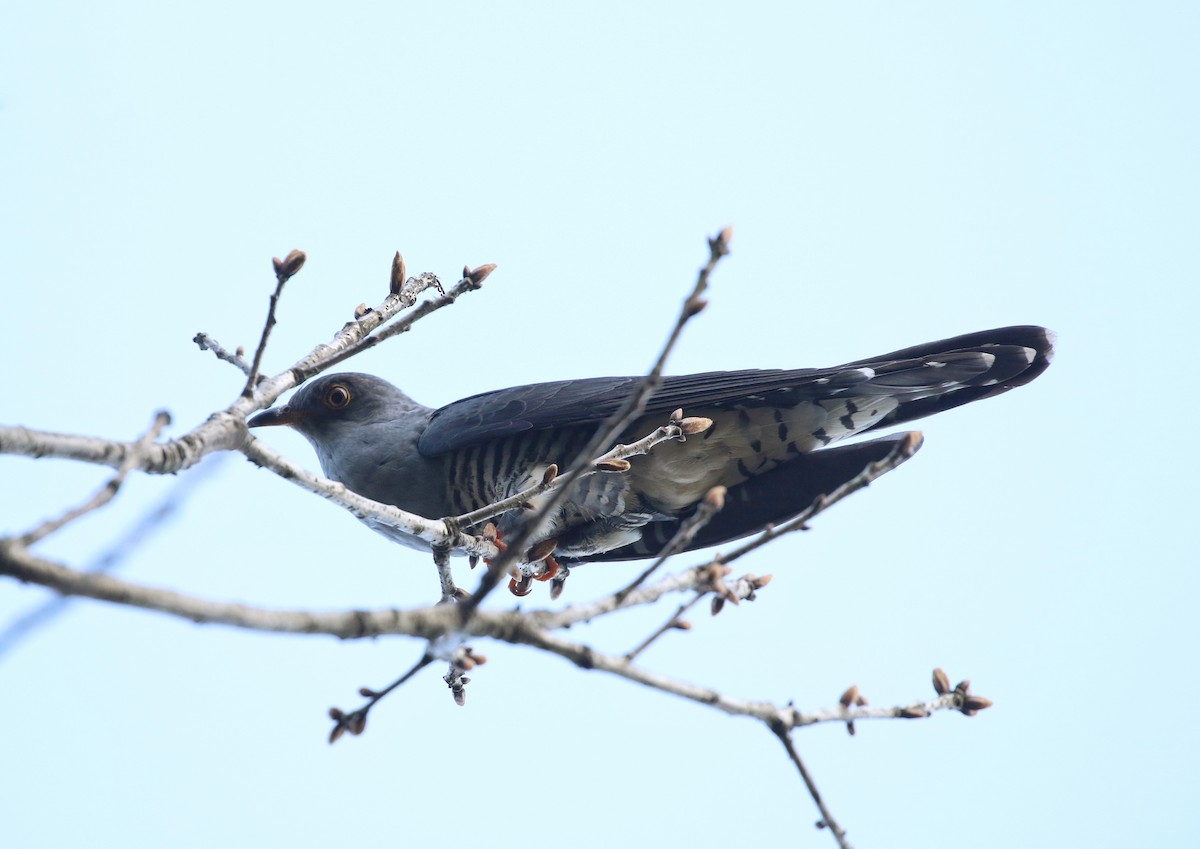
[417,325,1053,457]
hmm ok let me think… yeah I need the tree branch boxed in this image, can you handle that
[17,411,171,547]
[770,723,853,849]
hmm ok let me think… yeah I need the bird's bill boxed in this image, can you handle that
[246,406,300,428]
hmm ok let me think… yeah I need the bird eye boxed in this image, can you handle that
[324,383,352,409]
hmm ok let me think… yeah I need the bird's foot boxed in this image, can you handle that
[479,525,564,597]
[507,538,562,596]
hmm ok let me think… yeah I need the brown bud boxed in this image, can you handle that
[684,297,708,318]
[453,687,466,707]
[671,619,692,631]
[753,574,773,589]
[390,251,407,295]
[541,464,559,485]
[466,651,487,666]
[596,458,632,472]
[703,485,727,511]
[235,345,245,358]
[468,263,497,284]
[839,685,859,708]
[954,680,972,696]
[274,249,306,279]
[846,721,856,736]
[855,692,868,707]
[329,724,345,745]
[328,707,345,720]
[932,667,951,696]
[708,228,732,258]
[526,538,558,563]
[898,706,931,719]
[358,687,378,699]
[670,408,684,423]
[711,595,726,615]
[354,303,370,318]
[549,577,566,601]
[680,416,714,436]
[961,695,994,713]
[348,713,366,735]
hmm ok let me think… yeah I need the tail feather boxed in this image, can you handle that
[851,326,1054,433]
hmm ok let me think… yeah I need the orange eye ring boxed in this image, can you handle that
[324,383,351,409]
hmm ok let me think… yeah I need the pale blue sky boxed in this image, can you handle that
[2,3,1196,847]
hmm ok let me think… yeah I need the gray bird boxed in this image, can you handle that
[248,325,1052,569]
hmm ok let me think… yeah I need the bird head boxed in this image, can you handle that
[247,373,422,443]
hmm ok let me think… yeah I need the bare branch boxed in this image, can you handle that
[540,564,765,630]
[328,652,434,744]
[622,592,704,661]
[769,723,853,849]
[616,484,726,602]
[0,262,491,484]
[717,431,924,569]
[244,250,305,396]
[306,271,486,377]
[18,411,171,547]
[193,333,253,376]
[0,454,228,658]
[0,541,466,636]
[240,436,496,559]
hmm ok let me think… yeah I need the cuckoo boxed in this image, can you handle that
[247,325,1052,572]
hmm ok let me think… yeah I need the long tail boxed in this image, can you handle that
[837,325,1054,434]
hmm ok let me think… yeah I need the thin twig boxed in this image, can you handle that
[309,271,487,377]
[240,436,496,559]
[623,591,705,661]
[450,419,696,531]
[193,333,254,377]
[0,454,227,659]
[243,253,302,397]
[769,722,853,849]
[328,652,435,743]
[615,485,726,602]
[18,411,171,547]
[717,431,923,569]
[541,564,762,631]
[459,229,732,619]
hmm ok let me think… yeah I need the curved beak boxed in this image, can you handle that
[247,405,301,428]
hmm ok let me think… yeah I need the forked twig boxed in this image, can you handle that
[18,411,171,548]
